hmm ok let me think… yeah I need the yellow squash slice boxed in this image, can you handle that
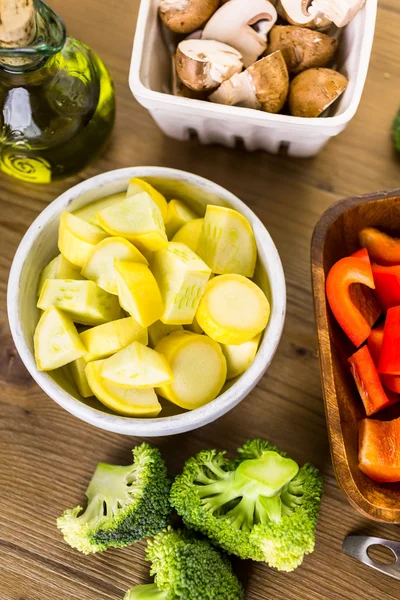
[165,199,198,239]
[69,357,93,397]
[34,306,87,371]
[155,331,226,410]
[127,177,168,222]
[197,205,257,277]
[86,360,161,416]
[221,333,262,380]
[172,218,204,252]
[100,341,173,389]
[73,193,126,225]
[58,211,108,268]
[80,317,148,362]
[148,321,183,348]
[151,242,211,325]
[196,274,270,344]
[38,254,84,297]
[37,279,121,326]
[115,261,163,327]
[81,237,148,294]
[96,192,168,252]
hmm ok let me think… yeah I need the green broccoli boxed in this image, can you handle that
[170,438,323,572]
[124,528,245,600]
[57,443,171,554]
[393,109,400,152]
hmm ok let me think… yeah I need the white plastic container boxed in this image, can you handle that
[129,0,377,157]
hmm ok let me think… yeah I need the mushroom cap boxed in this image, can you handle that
[159,0,219,34]
[289,67,348,117]
[247,51,289,113]
[277,0,332,29]
[266,25,338,73]
[202,0,277,67]
[175,39,243,92]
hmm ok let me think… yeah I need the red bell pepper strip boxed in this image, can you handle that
[371,263,400,311]
[351,248,370,261]
[348,249,381,332]
[359,417,400,482]
[326,252,380,347]
[348,345,399,416]
[359,227,400,265]
[368,325,400,393]
[379,306,400,375]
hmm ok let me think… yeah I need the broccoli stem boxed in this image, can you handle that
[124,583,169,599]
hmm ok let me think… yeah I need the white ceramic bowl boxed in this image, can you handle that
[8,167,286,436]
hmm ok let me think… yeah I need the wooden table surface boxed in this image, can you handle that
[1,1,400,598]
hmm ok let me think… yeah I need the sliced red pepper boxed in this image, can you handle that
[372,263,400,311]
[379,306,400,375]
[368,326,400,393]
[326,253,379,347]
[349,345,399,416]
[359,417,400,482]
[351,248,370,262]
[359,227,400,265]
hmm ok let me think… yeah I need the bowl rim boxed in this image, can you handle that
[8,166,286,436]
[311,187,400,522]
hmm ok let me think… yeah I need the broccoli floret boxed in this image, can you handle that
[124,528,245,600]
[57,443,171,554]
[393,109,400,151]
[170,439,323,572]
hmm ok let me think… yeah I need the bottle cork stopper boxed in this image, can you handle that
[0,0,36,48]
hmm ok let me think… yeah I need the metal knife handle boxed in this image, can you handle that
[343,536,400,580]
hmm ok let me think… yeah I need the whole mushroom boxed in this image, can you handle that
[202,0,278,67]
[289,67,348,117]
[266,26,338,73]
[159,0,219,34]
[210,50,289,114]
[175,39,243,92]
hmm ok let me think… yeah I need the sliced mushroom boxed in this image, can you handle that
[266,25,338,73]
[277,0,331,29]
[289,67,348,117]
[175,39,243,92]
[171,57,209,99]
[209,50,289,114]
[159,0,219,34]
[309,0,366,28]
[202,0,278,67]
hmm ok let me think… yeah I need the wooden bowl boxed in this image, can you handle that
[312,189,400,523]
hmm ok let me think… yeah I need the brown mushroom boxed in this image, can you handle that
[175,39,243,92]
[266,26,338,73]
[209,51,289,114]
[276,0,332,29]
[289,68,348,117]
[159,0,219,34]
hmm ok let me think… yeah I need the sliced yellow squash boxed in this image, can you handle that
[115,261,163,327]
[86,360,161,416]
[165,199,198,239]
[126,178,168,222]
[58,211,108,268]
[151,242,211,325]
[148,321,184,348]
[70,357,93,397]
[172,218,204,252]
[34,306,87,371]
[81,237,148,295]
[38,254,84,297]
[80,317,148,362]
[221,333,262,380]
[197,205,257,277]
[155,331,226,410]
[37,279,121,326]
[73,193,126,225]
[100,341,173,389]
[96,192,168,252]
[196,274,270,344]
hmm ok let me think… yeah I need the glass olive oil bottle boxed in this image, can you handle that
[0,0,115,183]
